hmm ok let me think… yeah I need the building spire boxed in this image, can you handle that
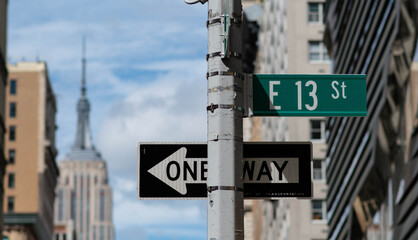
[81,36,86,97]
[72,37,94,151]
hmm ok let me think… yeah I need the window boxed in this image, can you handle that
[10,80,17,95]
[63,234,66,240]
[58,189,63,221]
[55,234,60,240]
[7,196,14,212]
[100,226,104,240]
[80,174,84,236]
[9,102,16,118]
[100,189,105,221]
[8,173,15,188]
[311,200,326,221]
[308,41,330,62]
[313,160,326,181]
[9,126,16,141]
[8,149,15,164]
[309,41,321,61]
[71,174,77,223]
[71,190,76,220]
[308,2,323,23]
[310,120,325,141]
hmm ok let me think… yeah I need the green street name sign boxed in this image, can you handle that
[244,74,367,117]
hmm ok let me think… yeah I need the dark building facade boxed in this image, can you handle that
[0,0,7,234]
[324,0,418,239]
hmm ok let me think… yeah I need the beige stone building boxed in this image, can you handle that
[244,0,330,239]
[0,0,9,234]
[3,62,59,239]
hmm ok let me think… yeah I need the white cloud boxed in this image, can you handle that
[96,58,208,239]
[145,226,206,240]
[96,59,207,177]
[114,199,203,227]
[114,177,137,194]
[112,177,206,229]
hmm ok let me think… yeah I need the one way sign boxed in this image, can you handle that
[138,142,312,199]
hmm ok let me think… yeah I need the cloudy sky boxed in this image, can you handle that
[8,0,208,239]
[7,1,418,240]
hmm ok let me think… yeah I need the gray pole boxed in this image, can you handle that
[206,0,243,239]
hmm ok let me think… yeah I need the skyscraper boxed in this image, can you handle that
[3,61,59,240]
[54,48,114,240]
[323,0,418,239]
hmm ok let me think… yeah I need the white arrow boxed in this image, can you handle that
[147,148,299,195]
[147,147,207,195]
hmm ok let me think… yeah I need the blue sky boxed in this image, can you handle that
[8,0,208,239]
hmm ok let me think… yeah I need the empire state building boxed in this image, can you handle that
[53,51,114,240]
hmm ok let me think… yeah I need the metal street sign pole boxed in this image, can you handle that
[207,0,244,239]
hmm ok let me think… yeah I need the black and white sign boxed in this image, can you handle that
[138,142,312,199]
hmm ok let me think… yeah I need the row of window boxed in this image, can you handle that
[266,2,324,24]
[271,199,326,222]
[308,2,328,62]
[6,79,18,215]
[6,78,17,214]
[276,40,329,63]
[310,119,326,183]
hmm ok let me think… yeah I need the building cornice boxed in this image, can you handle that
[4,213,52,240]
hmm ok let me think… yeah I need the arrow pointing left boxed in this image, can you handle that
[147,147,207,195]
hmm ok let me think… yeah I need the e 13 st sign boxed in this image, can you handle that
[246,74,367,116]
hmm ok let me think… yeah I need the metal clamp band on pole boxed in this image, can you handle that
[206,15,242,28]
[207,186,244,193]
[206,51,222,60]
[184,0,207,4]
[206,103,244,113]
[208,85,242,93]
[206,17,222,27]
[206,51,242,60]
[206,71,243,79]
